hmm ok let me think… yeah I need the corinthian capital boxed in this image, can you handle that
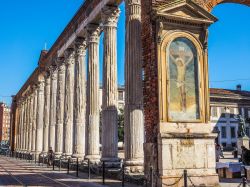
[102,6,121,28]
[125,0,141,20]
[57,57,66,74]
[87,24,101,44]
[64,48,75,66]
[75,37,87,56]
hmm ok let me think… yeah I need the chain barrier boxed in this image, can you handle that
[161,175,183,186]
[152,167,184,187]
[89,164,100,175]
[187,176,197,187]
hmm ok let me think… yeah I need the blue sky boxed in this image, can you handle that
[0,1,249,105]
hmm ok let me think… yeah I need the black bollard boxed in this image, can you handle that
[150,166,153,187]
[59,158,61,171]
[53,159,55,171]
[122,163,125,187]
[42,155,45,167]
[76,158,79,177]
[243,177,247,187]
[67,158,70,174]
[184,170,188,187]
[102,161,105,185]
[88,159,91,180]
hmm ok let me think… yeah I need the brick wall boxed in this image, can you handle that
[141,0,159,144]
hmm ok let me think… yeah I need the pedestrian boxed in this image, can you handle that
[215,144,224,162]
[241,146,250,165]
[47,147,54,166]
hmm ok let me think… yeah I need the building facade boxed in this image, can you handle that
[0,102,11,143]
[210,85,250,150]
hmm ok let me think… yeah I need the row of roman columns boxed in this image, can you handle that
[14,1,144,172]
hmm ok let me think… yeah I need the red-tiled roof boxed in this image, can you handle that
[210,88,250,97]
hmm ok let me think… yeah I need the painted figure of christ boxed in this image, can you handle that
[168,38,200,121]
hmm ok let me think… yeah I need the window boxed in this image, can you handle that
[230,108,235,118]
[245,108,249,118]
[230,127,236,138]
[221,126,227,138]
[118,91,123,101]
[232,143,236,147]
[211,107,217,117]
[167,37,200,121]
[220,107,226,118]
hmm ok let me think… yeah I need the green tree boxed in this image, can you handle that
[118,108,124,142]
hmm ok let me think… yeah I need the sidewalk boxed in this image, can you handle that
[0,156,142,187]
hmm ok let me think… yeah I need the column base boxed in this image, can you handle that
[54,152,63,159]
[101,157,121,168]
[125,159,144,173]
[85,155,101,164]
[40,152,48,157]
[71,153,85,160]
[61,153,72,159]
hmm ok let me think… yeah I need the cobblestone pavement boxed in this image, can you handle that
[0,156,141,187]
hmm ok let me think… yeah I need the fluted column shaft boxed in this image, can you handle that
[124,0,144,171]
[72,38,87,159]
[55,59,66,157]
[31,88,37,153]
[63,49,75,157]
[22,100,27,152]
[85,25,101,162]
[17,104,21,150]
[49,66,58,151]
[25,97,30,152]
[28,95,33,152]
[20,102,24,151]
[101,6,120,162]
[42,73,51,154]
[36,79,45,157]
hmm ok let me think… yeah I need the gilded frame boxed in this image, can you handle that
[158,31,205,123]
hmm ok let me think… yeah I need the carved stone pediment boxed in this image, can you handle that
[154,0,217,25]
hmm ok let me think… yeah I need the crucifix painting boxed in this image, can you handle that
[167,37,200,121]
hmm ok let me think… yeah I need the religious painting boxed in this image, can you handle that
[167,37,200,121]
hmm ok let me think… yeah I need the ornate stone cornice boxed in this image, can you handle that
[102,6,121,28]
[87,24,101,44]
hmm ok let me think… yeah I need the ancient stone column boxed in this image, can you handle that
[28,94,33,152]
[42,72,51,155]
[101,6,120,163]
[25,97,30,152]
[72,38,87,159]
[55,58,66,158]
[85,24,101,162]
[17,103,22,151]
[20,101,24,152]
[36,77,45,157]
[22,99,27,152]
[31,87,38,153]
[25,98,29,152]
[124,0,144,172]
[63,48,75,157]
[49,64,58,151]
